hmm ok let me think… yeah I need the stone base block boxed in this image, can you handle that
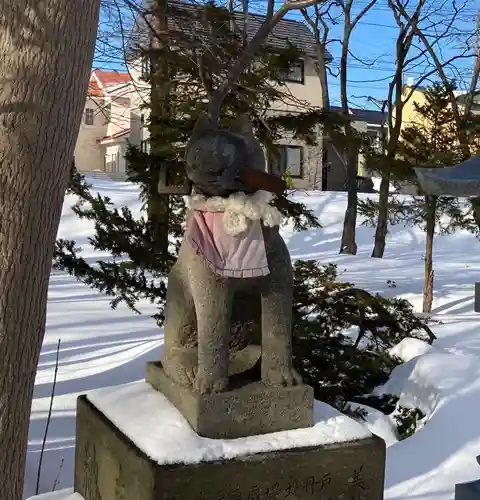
[146,360,313,439]
[75,390,385,500]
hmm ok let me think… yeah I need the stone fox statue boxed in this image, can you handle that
[161,113,302,394]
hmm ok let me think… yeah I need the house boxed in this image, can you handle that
[324,106,386,191]
[384,81,480,195]
[74,69,142,174]
[126,0,336,189]
[401,82,480,140]
[455,89,480,116]
[77,2,384,191]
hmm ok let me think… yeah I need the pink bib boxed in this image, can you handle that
[186,210,270,278]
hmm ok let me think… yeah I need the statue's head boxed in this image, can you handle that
[185,113,266,197]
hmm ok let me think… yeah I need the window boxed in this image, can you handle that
[85,108,94,125]
[141,139,151,154]
[105,152,120,173]
[141,54,152,80]
[269,145,303,178]
[279,60,305,84]
[366,125,382,150]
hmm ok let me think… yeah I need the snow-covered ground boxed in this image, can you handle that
[24,179,480,499]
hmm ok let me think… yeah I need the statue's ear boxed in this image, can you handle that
[192,113,213,137]
[229,114,255,138]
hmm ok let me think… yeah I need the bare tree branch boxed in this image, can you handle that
[350,0,378,31]
[393,0,474,153]
[208,0,327,123]
[370,0,425,258]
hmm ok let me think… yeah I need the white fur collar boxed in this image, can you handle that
[184,190,283,236]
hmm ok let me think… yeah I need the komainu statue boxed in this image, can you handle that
[160,113,302,394]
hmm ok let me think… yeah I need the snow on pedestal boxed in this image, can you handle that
[72,381,384,500]
[28,382,381,500]
[86,381,372,465]
[26,489,82,500]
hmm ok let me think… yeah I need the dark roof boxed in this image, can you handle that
[229,10,329,60]
[130,0,331,61]
[331,106,386,125]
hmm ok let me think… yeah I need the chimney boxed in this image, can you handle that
[406,77,414,86]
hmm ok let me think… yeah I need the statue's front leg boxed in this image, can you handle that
[162,264,197,388]
[189,260,233,394]
[261,233,302,387]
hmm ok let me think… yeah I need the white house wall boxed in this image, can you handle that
[74,96,109,172]
[126,55,324,188]
[75,69,152,175]
[104,143,128,173]
[269,59,323,113]
[126,63,151,145]
[106,92,132,137]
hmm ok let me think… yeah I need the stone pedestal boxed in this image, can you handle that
[74,383,386,500]
[146,361,313,439]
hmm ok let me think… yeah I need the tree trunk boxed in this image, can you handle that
[423,195,437,313]
[0,2,100,499]
[339,144,358,255]
[300,9,330,191]
[314,43,330,192]
[371,174,390,257]
[338,23,357,256]
[314,39,330,112]
[149,0,171,257]
[471,197,480,232]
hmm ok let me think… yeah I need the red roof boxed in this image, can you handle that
[88,80,104,97]
[87,69,131,98]
[101,128,130,143]
[93,69,131,87]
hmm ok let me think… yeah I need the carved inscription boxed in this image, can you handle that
[170,465,367,500]
[346,465,367,500]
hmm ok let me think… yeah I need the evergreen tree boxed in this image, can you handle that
[55,2,432,428]
[291,260,433,420]
[359,81,480,312]
[59,167,435,427]
[397,82,479,312]
[55,1,322,324]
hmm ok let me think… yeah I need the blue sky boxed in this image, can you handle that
[286,0,478,108]
[94,0,478,110]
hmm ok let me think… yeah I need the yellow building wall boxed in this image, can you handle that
[396,86,478,154]
[399,86,429,131]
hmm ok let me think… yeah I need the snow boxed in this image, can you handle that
[24,178,480,499]
[347,402,399,447]
[26,491,80,500]
[86,381,371,466]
